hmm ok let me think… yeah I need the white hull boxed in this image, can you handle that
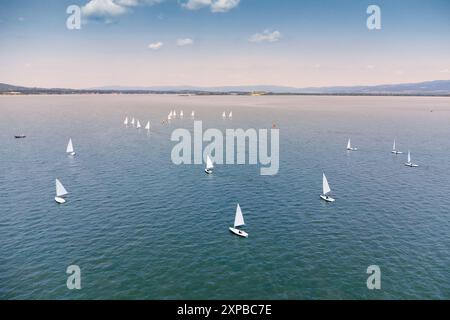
[55,196,66,204]
[229,227,248,238]
[320,194,335,202]
[205,168,213,174]
[67,152,76,156]
[391,150,403,154]
[347,148,357,151]
[405,163,419,167]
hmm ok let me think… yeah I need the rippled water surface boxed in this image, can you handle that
[1,94,449,299]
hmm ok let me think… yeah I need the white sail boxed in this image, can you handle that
[234,204,245,228]
[56,179,68,197]
[145,121,150,130]
[222,111,226,118]
[180,110,184,118]
[136,120,141,128]
[229,111,233,118]
[191,111,195,118]
[408,151,411,163]
[124,116,128,125]
[206,155,214,170]
[173,110,177,117]
[393,140,396,151]
[323,173,331,195]
[131,117,135,125]
[347,139,351,150]
[66,139,74,154]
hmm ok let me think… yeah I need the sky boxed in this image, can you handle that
[0,0,449,89]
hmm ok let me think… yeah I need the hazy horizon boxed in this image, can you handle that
[1,0,449,89]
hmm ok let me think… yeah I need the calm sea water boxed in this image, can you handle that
[0,94,449,299]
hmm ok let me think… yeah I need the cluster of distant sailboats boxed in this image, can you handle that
[51,110,419,239]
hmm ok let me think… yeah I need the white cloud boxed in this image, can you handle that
[182,0,240,13]
[177,38,194,46]
[148,42,163,50]
[249,30,282,43]
[81,0,163,22]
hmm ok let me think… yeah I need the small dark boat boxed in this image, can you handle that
[14,135,26,139]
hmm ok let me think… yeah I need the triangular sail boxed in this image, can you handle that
[393,140,396,151]
[206,155,214,170]
[66,139,74,153]
[56,179,68,197]
[137,120,141,128]
[145,121,150,130]
[347,139,351,149]
[234,204,245,228]
[180,110,183,117]
[124,117,128,125]
[191,111,195,117]
[131,118,135,125]
[323,173,331,195]
[173,110,177,117]
[408,151,411,163]
[222,111,226,118]
[229,111,232,118]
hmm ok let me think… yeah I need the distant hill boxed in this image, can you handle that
[2,80,450,95]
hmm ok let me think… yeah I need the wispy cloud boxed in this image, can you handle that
[81,0,163,23]
[249,30,282,43]
[182,0,240,13]
[148,41,163,50]
[176,38,194,46]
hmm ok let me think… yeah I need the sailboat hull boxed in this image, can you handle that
[320,195,335,202]
[205,169,213,174]
[67,152,76,156]
[405,163,419,167]
[55,197,66,204]
[229,227,248,238]
[392,151,403,154]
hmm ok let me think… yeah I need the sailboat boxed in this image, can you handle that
[180,110,184,118]
[205,155,214,174]
[346,138,357,151]
[173,110,177,117]
[168,111,173,121]
[131,117,135,127]
[145,121,150,132]
[136,120,141,129]
[222,111,226,119]
[55,179,68,204]
[191,111,195,118]
[229,203,248,238]
[228,111,233,119]
[404,151,419,167]
[320,173,335,202]
[124,116,129,126]
[66,138,75,156]
[391,140,403,154]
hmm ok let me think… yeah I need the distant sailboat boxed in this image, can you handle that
[205,155,214,174]
[405,151,419,167]
[320,173,335,202]
[145,121,150,132]
[131,117,135,127]
[228,111,233,119]
[66,138,75,156]
[124,116,129,126]
[173,110,177,117]
[191,111,195,118]
[229,204,248,238]
[391,140,403,154]
[222,111,226,119]
[55,179,68,204]
[136,120,141,129]
[180,110,184,118]
[346,138,357,151]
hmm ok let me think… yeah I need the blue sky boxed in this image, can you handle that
[0,0,449,88]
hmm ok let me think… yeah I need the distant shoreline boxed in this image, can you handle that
[1,92,450,97]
